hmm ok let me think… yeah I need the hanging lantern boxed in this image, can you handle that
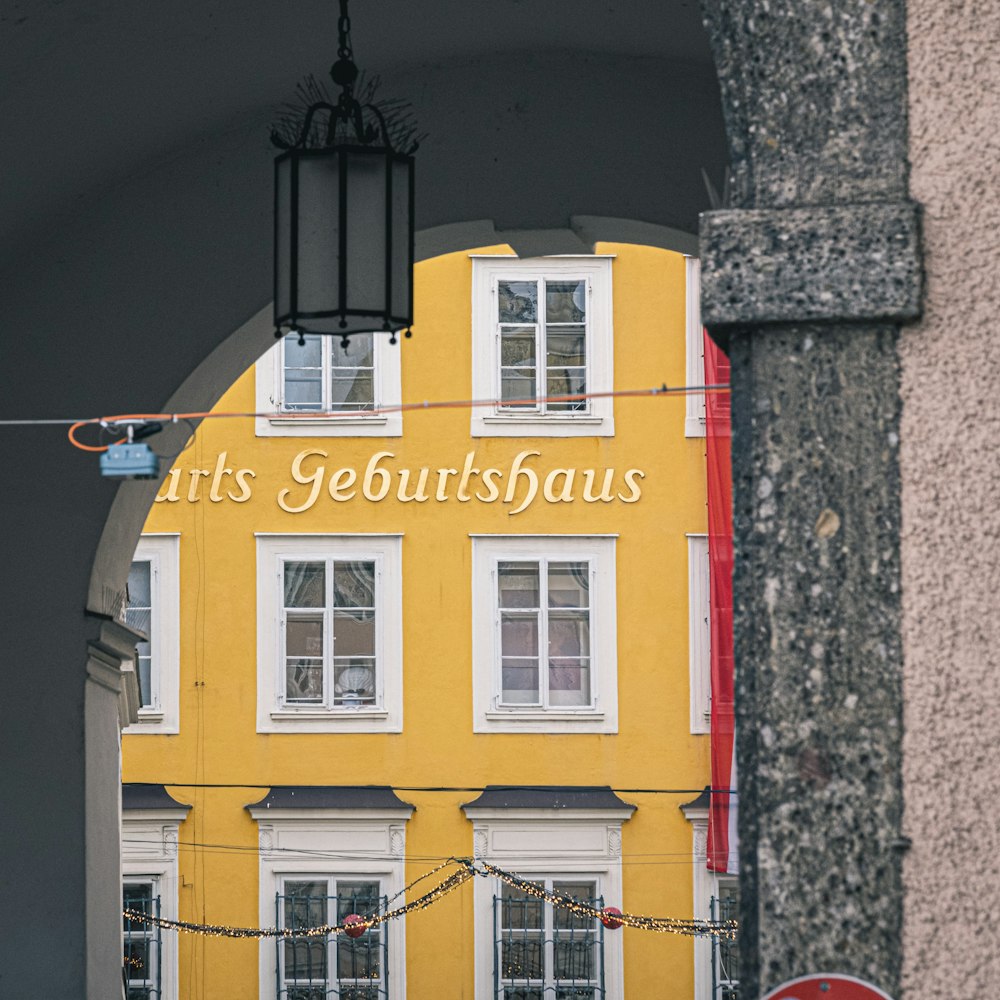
[272,0,417,346]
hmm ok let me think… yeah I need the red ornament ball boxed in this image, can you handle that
[601,907,624,930]
[342,914,366,939]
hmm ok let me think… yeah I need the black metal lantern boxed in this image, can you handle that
[272,0,416,345]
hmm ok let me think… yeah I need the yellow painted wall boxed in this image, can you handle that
[123,243,709,999]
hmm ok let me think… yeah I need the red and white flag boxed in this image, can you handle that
[704,330,738,874]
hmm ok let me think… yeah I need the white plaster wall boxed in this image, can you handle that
[901,1,1000,993]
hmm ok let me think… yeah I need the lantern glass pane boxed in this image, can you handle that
[296,154,342,317]
[391,158,412,322]
[345,150,387,321]
[275,156,293,321]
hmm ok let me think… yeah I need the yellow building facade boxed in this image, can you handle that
[121,244,725,1000]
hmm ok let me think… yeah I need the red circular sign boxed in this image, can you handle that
[761,974,895,1000]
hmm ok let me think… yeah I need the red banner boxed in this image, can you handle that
[704,330,737,873]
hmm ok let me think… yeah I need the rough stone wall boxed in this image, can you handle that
[901,1,1000,995]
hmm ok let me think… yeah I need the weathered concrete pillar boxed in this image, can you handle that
[698,1,923,994]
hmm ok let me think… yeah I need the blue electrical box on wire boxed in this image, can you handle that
[100,442,159,480]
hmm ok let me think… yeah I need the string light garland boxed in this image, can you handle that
[121,858,736,941]
[62,382,730,453]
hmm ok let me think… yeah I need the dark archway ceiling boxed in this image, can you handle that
[0,0,716,260]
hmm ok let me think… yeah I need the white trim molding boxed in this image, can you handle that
[122,804,189,1000]
[254,332,403,438]
[463,802,633,1000]
[471,535,618,733]
[471,256,614,438]
[248,804,412,1000]
[256,534,403,733]
[685,257,706,438]
[687,533,711,734]
[124,534,180,734]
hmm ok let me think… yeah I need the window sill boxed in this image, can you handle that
[472,414,614,438]
[267,415,389,425]
[486,709,604,721]
[271,708,389,721]
[477,709,616,734]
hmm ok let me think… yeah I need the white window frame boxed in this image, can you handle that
[250,807,410,1000]
[682,799,739,1000]
[256,534,403,733]
[124,534,180,734]
[255,332,402,438]
[122,809,186,1000]
[471,256,615,438]
[685,257,706,437]
[466,808,631,1000]
[688,534,712,734]
[471,535,618,734]
[276,873,389,999]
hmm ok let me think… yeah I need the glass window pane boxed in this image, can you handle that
[286,988,326,1000]
[137,655,152,708]
[501,614,539,657]
[504,990,544,1000]
[123,883,153,927]
[501,327,537,367]
[285,562,326,608]
[548,659,591,706]
[337,933,381,981]
[545,280,586,323]
[546,328,586,368]
[554,935,596,980]
[548,612,590,657]
[333,562,375,608]
[284,939,327,981]
[498,281,538,323]
[501,884,544,928]
[337,881,381,918]
[546,370,587,410]
[330,374,374,409]
[499,563,539,608]
[333,609,375,656]
[553,882,597,927]
[285,333,323,368]
[333,661,376,704]
[501,660,539,703]
[501,933,544,980]
[286,660,324,703]
[127,561,152,607]
[283,376,324,409]
[330,332,374,369]
[286,616,324,657]
[548,562,589,608]
[501,372,536,406]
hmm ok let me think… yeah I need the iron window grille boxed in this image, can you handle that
[494,880,606,999]
[277,882,389,1000]
[710,886,739,1000]
[123,882,161,1000]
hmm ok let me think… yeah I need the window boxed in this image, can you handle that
[255,332,402,437]
[682,793,740,1000]
[124,534,180,734]
[256,535,403,733]
[472,536,618,733]
[471,257,614,437]
[711,879,740,1000]
[496,877,606,999]
[123,879,161,1000]
[688,534,711,734]
[278,877,388,1000]
[464,787,633,1000]
[249,787,412,1000]
[122,784,188,1000]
